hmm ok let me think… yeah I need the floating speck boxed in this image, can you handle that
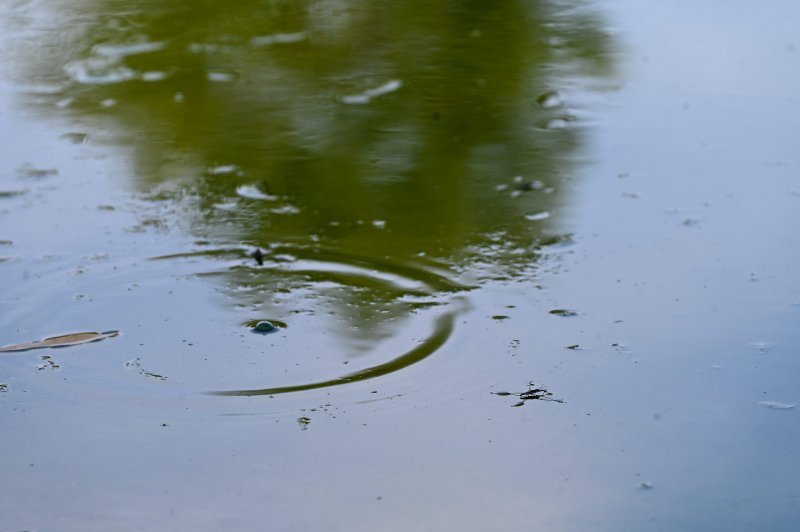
[549,309,578,317]
[18,165,58,179]
[543,118,568,129]
[236,185,277,201]
[141,71,168,82]
[751,341,772,353]
[535,90,563,108]
[100,98,118,108]
[372,220,386,229]
[0,190,27,198]
[514,179,545,192]
[142,370,167,381]
[37,355,60,370]
[207,71,234,82]
[524,211,550,221]
[639,482,654,490]
[92,41,166,58]
[251,32,308,47]
[341,80,403,105]
[61,132,88,144]
[270,204,301,215]
[213,201,239,211]
[208,164,238,175]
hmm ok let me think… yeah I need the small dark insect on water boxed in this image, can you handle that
[251,248,264,266]
[492,382,564,407]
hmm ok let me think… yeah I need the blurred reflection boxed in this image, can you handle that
[13,0,615,356]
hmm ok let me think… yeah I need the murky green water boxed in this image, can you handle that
[2,1,799,530]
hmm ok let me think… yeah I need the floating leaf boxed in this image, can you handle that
[0,330,119,353]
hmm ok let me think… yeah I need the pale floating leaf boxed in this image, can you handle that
[0,330,119,353]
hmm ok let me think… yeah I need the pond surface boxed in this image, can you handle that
[1,1,799,530]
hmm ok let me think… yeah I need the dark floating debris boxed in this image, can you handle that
[515,179,545,192]
[243,319,286,335]
[253,321,277,334]
[142,371,167,381]
[535,90,563,108]
[0,190,28,199]
[1,330,120,353]
[37,355,60,370]
[491,315,510,321]
[297,416,311,430]
[124,357,167,381]
[565,344,580,350]
[492,382,564,407]
[17,165,58,179]
[251,248,264,266]
[61,132,88,144]
[549,309,578,317]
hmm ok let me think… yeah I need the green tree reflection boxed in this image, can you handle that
[22,0,615,344]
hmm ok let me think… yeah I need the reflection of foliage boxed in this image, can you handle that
[21,0,615,333]
[29,0,614,261]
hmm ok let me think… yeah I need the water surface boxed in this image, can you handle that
[1,1,798,530]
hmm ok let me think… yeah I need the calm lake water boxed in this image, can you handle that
[1,1,799,530]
